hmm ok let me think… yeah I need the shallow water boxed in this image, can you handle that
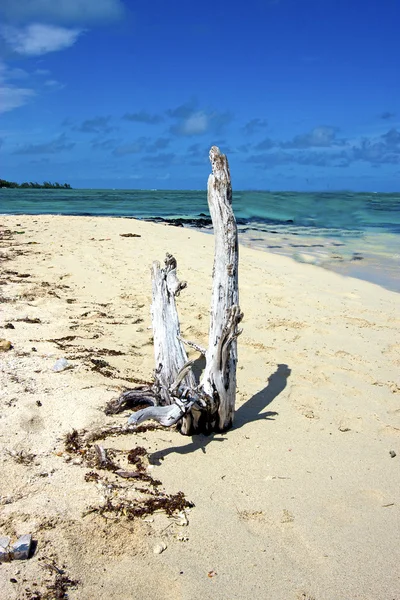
[1,188,399,292]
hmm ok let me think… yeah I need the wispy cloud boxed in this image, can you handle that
[0,61,35,113]
[0,84,35,114]
[43,79,65,91]
[380,111,395,120]
[3,66,30,80]
[112,138,149,156]
[13,133,75,154]
[381,128,400,147]
[255,137,275,151]
[29,158,50,164]
[91,138,119,151]
[247,127,400,169]
[167,100,195,120]
[172,111,209,136]
[281,126,343,149]
[76,116,114,134]
[0,0,125,25]
[167,101,233,137]
[146,137,170,152]
[352,129,400,165]
[141,153,176,167]
[248,126,345,153]
[187,143,204,158]
[243,118,268,136]
[122,111,163,124]
[111,136,171,156]
[185,142,210,165]
[237,143,251,154]
[247,149,349,169]
[1,24,83,56]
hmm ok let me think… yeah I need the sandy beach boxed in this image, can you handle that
[1,214,399,600]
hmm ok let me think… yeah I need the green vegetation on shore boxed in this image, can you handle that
[0,179,72,189]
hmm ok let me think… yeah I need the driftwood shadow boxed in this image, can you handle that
[148,363,290,464]
[233,362,290,429]
[191,355,206,382]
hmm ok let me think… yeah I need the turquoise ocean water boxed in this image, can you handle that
[1,188,399,292]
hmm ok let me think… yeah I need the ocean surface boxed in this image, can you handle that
[1,188,399,292]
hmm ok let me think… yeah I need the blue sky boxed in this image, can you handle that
[0,0,399,191]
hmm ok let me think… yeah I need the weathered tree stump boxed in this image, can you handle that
[110,146,243,435]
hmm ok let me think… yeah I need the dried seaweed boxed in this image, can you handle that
[92,444,119,471]
[16,317,41,323]
[91,491,193,520]
[89,358,117,378]
[47,335,126,359]
[97,348,125,356]
[124,376,153,386]
[46,335,77,348]
[6,449,36,465]
[90,358,110,369]
[84,471,101,482]
[127,446,147,471]
[48,575,79,600]
[63,419,193,523]
[127,446,147,462]
[81,425,131,445]
[80,310,107,318]
[42,566,79,600]
[63,429,83,453]
[24,559,79,599]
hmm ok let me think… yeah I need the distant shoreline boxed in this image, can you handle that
[0,179,72,190]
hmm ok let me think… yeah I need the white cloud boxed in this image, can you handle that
[282,126,343,149]
[1,23,83,56]
[0,61,35,113]
[181,112,209,135]
[4,66,30,80]
[44,79,65,90]
[0,0,125,24]
[168,103,233,137]
[170,111,210,136]
[0,85,35,113]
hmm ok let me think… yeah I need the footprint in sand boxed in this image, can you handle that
[20,414,45,433]
[281,509,295,524]
[337,414,363,433]
[297,591,317,600]
[289,385,321,420]
[238,510,266,522]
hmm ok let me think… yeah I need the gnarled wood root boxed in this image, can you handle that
[105,387,157,415]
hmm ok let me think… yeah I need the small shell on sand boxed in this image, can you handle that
[0,339,12,352]
[153,542,167,555]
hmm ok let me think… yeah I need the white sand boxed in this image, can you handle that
[0,215,399,600]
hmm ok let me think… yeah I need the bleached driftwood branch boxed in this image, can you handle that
[113,147,242,434]
[151,254,195,398]
[199,146,243,431]
[178,337,207,356]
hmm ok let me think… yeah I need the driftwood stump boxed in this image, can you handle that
[110,146,243,435]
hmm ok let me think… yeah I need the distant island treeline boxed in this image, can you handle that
[0,179,72,189]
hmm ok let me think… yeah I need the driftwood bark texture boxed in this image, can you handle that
[112,146,242,435]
